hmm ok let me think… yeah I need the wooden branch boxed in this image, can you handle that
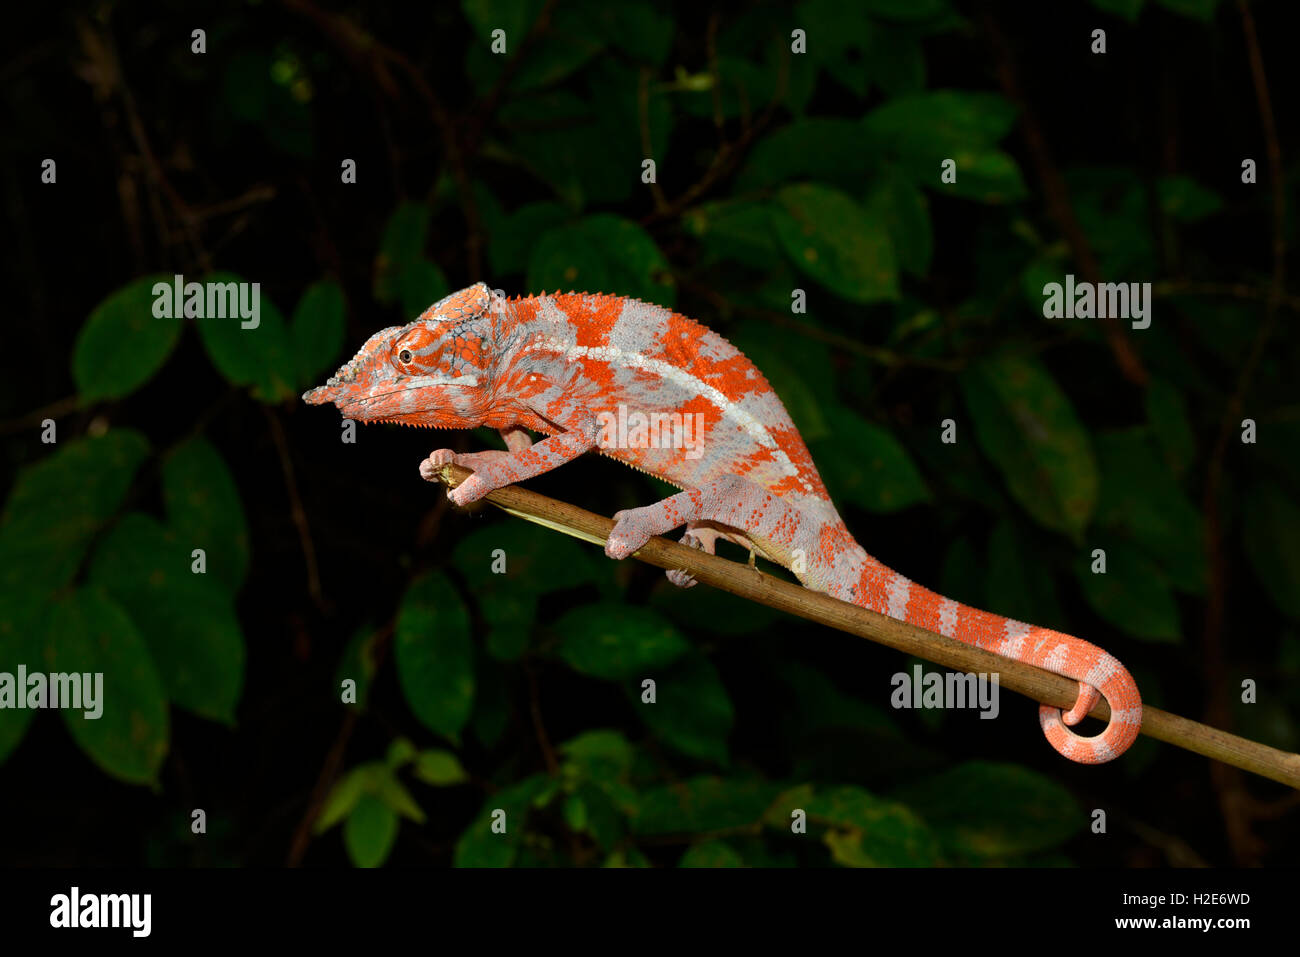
[433,463,1300,791]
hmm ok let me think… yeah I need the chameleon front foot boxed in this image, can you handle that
[420,449,518,505]
[418,449,458,482]
[605,509,656,560]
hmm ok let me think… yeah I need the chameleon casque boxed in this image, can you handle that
[304,283,1142,764]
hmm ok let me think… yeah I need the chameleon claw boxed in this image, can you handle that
[666,531,707,588]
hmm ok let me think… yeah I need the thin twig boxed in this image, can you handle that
[524,661,559,775]
[979,7,1148,386]
[262,405,325,611]
[432,463,1300,791]
[286,620,396,865]
[286,709,358,867]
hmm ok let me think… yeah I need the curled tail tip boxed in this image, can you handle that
[1039,672,1143,764]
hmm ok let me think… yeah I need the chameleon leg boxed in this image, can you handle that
[426,413,599,507]
[499,426,534,452]
[606,474,796,561]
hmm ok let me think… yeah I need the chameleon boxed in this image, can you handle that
[303,283,1142,764]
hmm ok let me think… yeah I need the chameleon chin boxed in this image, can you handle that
[305,283,1142,765]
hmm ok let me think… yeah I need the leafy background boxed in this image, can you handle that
[2,0,1297,867]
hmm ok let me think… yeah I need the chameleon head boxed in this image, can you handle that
[302,283,501,428]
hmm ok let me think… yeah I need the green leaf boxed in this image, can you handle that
[780,661,901,738]
[942,150,1028,203]
[1077,541,1182,642]
[453,519,599,660]
[527,214,675,306]
[162,437,250,594]
[454,774,548,867]
[89,513,245,722]
[373,202,431,305]
[1242,483,1300,621]
[1093,429,1204,593]
[1153,0,1218,21]
[488,201,570,276]
[465,2,604,94]
[1067,168,1155,276]
[452,518,599,595]
[336,626,382,712]
[631,776,779,835]
[471,660,511,748]
[863,90,1019,155]
[413,749,469,786]
[984,519,1065,628]
[344,794,399,868]
[395,571,474,740]
[559,729,635,784]
[1157,175,1222,222]
[862,0,953,19]
[861,92,1026,202]
[315,766,369,833]
[47,588,169,785]
[386,737,417,768]
[0,595,47,763]
[578,0,673,64]
[865,168,933,277]
[290,279,346,389]
[498,92,629,208]
[736,119,877,193]
[1090,0,1144,20]
[72,274,182,400]
[634,653,733,763]
[397,260,450,322]
[555,604,689,680]
[0,429,150,598]
[813,406,930,512]
[685,199,783,268]
[373,768,427,823]
[960,355,1097,540]
[193,271,295,402]
[679,840,744,867]
[892,761,1082,861]
[807,786,943,866]
[770,183,898,303]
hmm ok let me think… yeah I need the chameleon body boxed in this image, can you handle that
[304,283,1142,764]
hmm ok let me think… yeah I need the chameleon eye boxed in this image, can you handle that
[398,349,413,363]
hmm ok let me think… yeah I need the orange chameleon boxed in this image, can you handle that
[304,283,1142,764]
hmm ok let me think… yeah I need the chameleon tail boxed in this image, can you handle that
[836,550,1142,763]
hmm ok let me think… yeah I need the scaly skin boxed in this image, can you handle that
[304,283,1142,764]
